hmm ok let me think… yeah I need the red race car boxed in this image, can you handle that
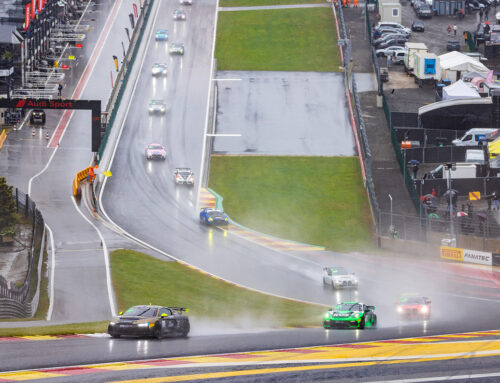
[396,294,431,319]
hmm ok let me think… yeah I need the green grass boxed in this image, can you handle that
[215,8,340,71]
[220,0,325,6]
[209,156,373,252]
[111,249,326,327]
[0,322,108,337]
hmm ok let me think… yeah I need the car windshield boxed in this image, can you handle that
[335,303,361,311]
[151,100,165,105]
[207,210,225,218]
[328,267,348,275]
[400,296,426,304]
[180,171,191,177]
[157,30,167,34]
[123,306,157,317]
[149,144,163,150]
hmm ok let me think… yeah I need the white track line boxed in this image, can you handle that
[45,224,56,321]
[71,196,116,316]
[195,0,220,212]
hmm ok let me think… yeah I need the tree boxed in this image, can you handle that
[0,177,16,232]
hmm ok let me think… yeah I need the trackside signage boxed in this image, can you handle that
[440,246,463,262]
[463,249,492,266]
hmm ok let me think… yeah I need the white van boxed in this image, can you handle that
[376,22,411,34]
[452,128,498,146]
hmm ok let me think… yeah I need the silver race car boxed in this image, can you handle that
[169,43,185,55]
[173,9,186,20]
[149,100,166,114]
[145,143,166,160]
[323,266,358,289]
[152,63,168,76]
[174,168,194,185]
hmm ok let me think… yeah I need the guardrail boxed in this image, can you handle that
[72,166,93,197]
[0,188,46,318]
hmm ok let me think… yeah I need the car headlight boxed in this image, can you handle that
[397,306,403,313]
[353,313,361,318]
[420,306,428,314]
[208,217,213,222]
[224,217,228,221]
[137,322,149,327]
[324,312,331,319]
[109,321,116,326]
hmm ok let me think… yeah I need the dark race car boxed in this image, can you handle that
[108,305,190,339]
[396,294,431,319]
[200,208,229,225]
[30,109,46,124]
[323,302,377,329]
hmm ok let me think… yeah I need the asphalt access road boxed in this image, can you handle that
[213,71,356,156]
[0,0,142,323]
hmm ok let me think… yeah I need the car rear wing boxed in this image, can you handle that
[367,305,375,311]
[170,307,189,314]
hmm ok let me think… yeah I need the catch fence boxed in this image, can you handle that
[0,188,45,318]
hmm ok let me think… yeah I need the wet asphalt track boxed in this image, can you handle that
[1,0,500,380]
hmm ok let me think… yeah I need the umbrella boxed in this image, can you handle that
[477,213,487,220]
[485,21,491,24]
[408,160,420,165]
[443,189,458,198]
[423,194,436,200]
[456,211,468,217]
[429,213,440,219]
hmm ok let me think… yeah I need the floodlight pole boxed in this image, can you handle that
[389,194,393,231]
[446,164,455,240]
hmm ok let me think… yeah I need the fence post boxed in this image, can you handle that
[25,193,29,217]
[15,188,19,213]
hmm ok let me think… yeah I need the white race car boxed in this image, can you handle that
[145,143,166,160]
[180,0,192,4]
[174,168,194,185]
[152,63,167,76]
[173,9,186,20]
[149,100,166,114]
[322,267,358,289]
[169,43,184,55]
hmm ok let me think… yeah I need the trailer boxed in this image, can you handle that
[413,52,440,87]
[403,42,428,75]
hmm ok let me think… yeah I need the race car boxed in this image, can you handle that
[200,208,229,225]
[152,63,168,76]
[169,43,185,55]
[395,294,431,319]
[30,109,46,124]
[180,0,192,4]
[322,266,358,289]
[174,168,194,185]
[323,302,376,329]
[173,9,186,20]
[155,29,168,41]
[108,305,190,339]
[145,143,166,160]
[149,100,166,114]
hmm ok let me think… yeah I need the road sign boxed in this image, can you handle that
[469,191,481,201]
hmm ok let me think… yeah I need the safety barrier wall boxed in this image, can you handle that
[440,246,494,266]
[0,129,6,150]
[0,188,46,318]
[72,166,92,197]
[97,0,154,161]
[403,146,482,164]
[335,2,381,231]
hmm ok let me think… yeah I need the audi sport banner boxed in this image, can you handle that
[440,246,463,262]
[463,249,492,266]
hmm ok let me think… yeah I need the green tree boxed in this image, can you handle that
[0,177,16,232]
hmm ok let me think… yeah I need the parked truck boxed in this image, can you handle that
[413,52,440,87]
[403,42,428,75]
[428,162,485,179]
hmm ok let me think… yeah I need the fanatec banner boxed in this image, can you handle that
[463,249,492,266]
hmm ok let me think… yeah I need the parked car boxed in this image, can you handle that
[391,51,406,64]
[446,40,460,51]
[466,0,485,11]
[376,22,411,34]
[376,45,407,57]
[373,33,408,45]
[376,37,409,49]
[373,27,411,39]
[416,4,433,18]
[411,20,425,32]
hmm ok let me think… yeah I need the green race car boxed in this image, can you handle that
[323,302,377,329]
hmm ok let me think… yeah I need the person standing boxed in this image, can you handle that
[453,24,458,35]
[447,24,452,35]
[386,53,392,68]
[58,83,63,98]
[494,192,499,210]
[479,8,484,21]
[412,163,419,179]
[485,6,490,20]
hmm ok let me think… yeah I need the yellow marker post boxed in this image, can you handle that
[469,191,481,201]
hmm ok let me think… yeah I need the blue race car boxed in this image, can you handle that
[155,29,168,41]
[200,208,229,226]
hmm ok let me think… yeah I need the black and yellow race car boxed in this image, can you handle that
[108,305,190,339]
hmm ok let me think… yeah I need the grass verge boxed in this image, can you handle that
[0,322,108,337]
[215,8,340,71]
[220,0,325,6]
[209,156,373,252]
[111,249,326,327]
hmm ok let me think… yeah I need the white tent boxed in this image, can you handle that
[439,51,489,83]
[442,79,480,100]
